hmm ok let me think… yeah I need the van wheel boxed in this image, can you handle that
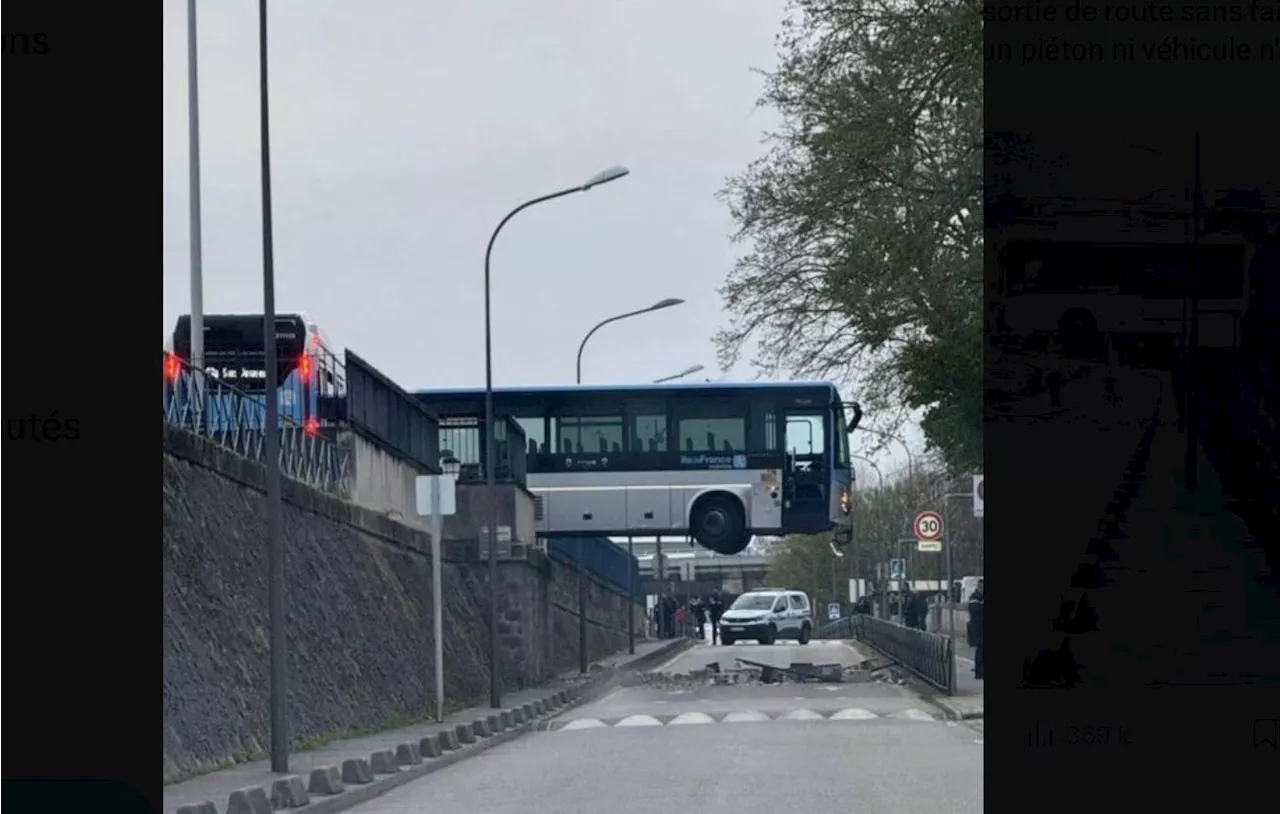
[798,623,812,645]
[691,494,748,555]
[758,624,777,645]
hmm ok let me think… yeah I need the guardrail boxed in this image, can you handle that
[162,349,350,496]
[437,415,528,487]
[547,537,642,602]
[818,613,956,694]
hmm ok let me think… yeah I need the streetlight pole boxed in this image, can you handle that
[256,0,287,774]
[850,454,885,491]
[653,364,704,384]
[857,427,913,481]
[575,299,685,384]
[942,492,974,659]
[186,0,205,385]
[483,165,630,707]
[573,297,685,673]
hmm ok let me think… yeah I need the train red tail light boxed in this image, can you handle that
[298,353,314,380]
[304,417,320,436]
[164,352,182,382]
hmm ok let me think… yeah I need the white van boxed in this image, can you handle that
[719,589,814,645]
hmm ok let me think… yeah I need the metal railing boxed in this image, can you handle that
[438,415,528,486]
[163,349,350,496]
[818,613,956,694]
[547,537,642,601]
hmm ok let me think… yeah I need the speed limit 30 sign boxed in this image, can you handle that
[913,510,944,542]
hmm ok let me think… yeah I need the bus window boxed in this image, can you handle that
[513,415,547,455]
[677,414,745,453]
[554,413,625,455]
[631,405,668,453]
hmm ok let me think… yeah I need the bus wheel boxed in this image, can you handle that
[691,494,747,555]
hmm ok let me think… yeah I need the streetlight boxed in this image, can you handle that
[851,454,885,491]
[575,298,685,384]
[572,297,685,675]
[856,426,914,480]
[483,164,629,708]
[256,0,287,773]
[653,364,704,383]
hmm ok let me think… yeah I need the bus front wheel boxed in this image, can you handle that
[691,494,748,555]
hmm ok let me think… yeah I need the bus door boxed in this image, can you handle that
[782,410,829,533]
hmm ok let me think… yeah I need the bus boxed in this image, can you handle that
[413,381,861,555]
[994,202,1253,351]
[164,313,342,432]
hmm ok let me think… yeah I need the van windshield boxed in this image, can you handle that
[731,594,777,611]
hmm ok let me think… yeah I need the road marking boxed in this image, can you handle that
[723,710,770,723]
[669,712,715,725]
[829,708,879,720]
[781,709,824,720]
[561,718,607,730]
[616,715,663,727]
[897,708,937,722]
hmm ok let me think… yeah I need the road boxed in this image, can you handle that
[344,641,983,814]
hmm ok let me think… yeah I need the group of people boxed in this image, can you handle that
[651,593,727,643]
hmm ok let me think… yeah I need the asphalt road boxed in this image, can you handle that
[345,641,983,814]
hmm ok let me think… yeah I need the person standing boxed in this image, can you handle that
[967,580,985,680]
[707,593,725,645]
[691,597,707,641]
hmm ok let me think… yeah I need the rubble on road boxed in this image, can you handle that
[630,654,908,687]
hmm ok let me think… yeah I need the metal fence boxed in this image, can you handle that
[343,350,440,473]
[437,415,528,486]
[547,537,643,602]
[817,613,956,694]
[162,349,350,495]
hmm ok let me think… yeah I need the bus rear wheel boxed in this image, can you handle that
[691,494,748,555]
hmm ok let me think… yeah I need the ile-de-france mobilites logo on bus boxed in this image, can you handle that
[679,453,748,470]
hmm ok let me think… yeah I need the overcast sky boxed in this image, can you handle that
[161,0,925,478]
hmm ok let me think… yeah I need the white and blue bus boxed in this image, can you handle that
[164,313,341,432]
[414,381,861,555]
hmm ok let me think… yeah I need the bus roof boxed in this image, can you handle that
[412,380,842,397]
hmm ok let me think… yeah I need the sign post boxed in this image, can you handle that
[913,510,944,552]
[416,474,457,723]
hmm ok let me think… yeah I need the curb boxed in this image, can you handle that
[180,638,693,814]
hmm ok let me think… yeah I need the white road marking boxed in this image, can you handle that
[669,712,716,725]
[829,708,878,720]
[781,709,825,720]
[616,715,663,727]
[722,710,771,723]
[561,718,607,730]
[897,708,937,722]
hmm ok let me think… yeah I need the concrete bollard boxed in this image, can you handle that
[176,803,217,814]
[522,703,536,721]
[226,785,272,814]
[499,710,513,729]
[396,742,423,766]
[370,749,399,774]
[474,717,493,737]
[511,707,525,725]
[308,766,345,796]
[270,776,310,809]
[341,757,374,785]
[455,723,476,744]
[419,734,443,758]
[437,729,460,751]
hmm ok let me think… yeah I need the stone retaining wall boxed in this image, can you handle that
[163,425,639,784]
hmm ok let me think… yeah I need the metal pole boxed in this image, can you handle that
[655,535,663,636]
[257,0,287,774]
[578,538,588,674]
[430,478,445,722]
[186,0,205,383]
[483,185,586,710]
[627,536,635,654]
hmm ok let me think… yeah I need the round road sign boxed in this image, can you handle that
[913,510,944,541]
[977,478,984,501]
